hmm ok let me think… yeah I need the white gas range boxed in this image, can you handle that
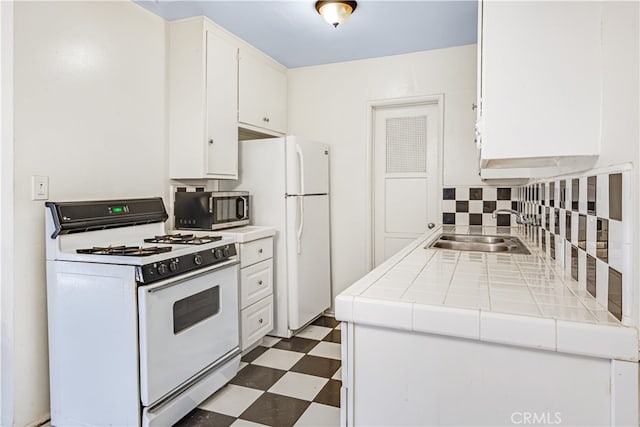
[45,198,240,426]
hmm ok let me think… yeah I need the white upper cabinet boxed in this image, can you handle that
[168,18,239,180]
[205,31,238,177]
[477,1,602,176]
[238,48,288,135]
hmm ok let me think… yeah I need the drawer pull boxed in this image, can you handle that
[258,248,263,254]
[258,280,263,285]
[259,318,264,324]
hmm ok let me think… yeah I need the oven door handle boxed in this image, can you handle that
[144,259,239,294]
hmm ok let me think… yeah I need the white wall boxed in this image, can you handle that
[11,2,167,425]
[1,1,15,425]
[287,45,478,305]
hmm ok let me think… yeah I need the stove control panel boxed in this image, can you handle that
[136,243,237,284]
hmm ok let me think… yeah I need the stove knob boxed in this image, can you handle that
[157,263,168,275]
[169,260,179,272]
[222,246,231,257]
[214,248,223,259]
[194,254,203,265]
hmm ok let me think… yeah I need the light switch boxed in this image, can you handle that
[31,175,49,201]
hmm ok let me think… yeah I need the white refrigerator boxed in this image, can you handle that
[222,136,331,338]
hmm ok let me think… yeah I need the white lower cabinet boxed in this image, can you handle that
[341,323,637,426]
[240,259,272,308]
[238,237,274,351]
[240,237,273,268]
[241,297,274,351]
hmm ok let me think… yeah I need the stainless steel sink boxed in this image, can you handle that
[427,234,530,255]
[438,234,505,244]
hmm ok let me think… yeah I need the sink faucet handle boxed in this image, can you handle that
[522,214,541,226]
[491,208,537,226]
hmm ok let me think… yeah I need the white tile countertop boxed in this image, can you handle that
[213,225,276,243]
[335,225,639,362]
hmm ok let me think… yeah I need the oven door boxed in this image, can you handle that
[211,193,250,229]
[138,260,240,406]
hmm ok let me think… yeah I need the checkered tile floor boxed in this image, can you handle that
[175,316,342,427]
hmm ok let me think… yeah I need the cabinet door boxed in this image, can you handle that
[480,1,602,164]
[238,49,287,134]
[239,237,273,268]
[240,259,273,309]
[206,31,238,178]
[261,60,287,134]
[241,297,273,351]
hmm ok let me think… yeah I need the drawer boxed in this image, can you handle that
[240,237,273,268]
[240,259,273,309]
[241,296,273,351]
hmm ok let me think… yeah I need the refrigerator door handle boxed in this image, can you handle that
[296,144,305,195]
[297,196,304,255]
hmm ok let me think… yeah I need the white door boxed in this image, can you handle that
[285,194,331,330]
[373,103,440,266]
[286,137,330,195]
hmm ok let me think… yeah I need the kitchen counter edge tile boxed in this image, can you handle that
[335,225,639,362]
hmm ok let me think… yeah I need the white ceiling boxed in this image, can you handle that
[135,0,478,68]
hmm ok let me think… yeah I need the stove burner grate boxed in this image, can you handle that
[76,245,173,257]
[144,233,222,245]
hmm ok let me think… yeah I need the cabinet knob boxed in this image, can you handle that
[258,318,264,324]
[263,117,270,123]
[258,280,263,285]
[209,139,214,145]
[472,103,477,111]
[258,248,263,254]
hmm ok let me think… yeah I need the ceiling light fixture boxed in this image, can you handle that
[315,1,357,28]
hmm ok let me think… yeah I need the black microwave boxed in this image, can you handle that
[174,191,250,230]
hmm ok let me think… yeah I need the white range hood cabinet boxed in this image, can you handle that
[476,0,603,179]
[479,155,599,183]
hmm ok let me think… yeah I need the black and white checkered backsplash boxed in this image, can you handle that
[441,167,632,325]
[441,186,518,226]
[516,166,632,324]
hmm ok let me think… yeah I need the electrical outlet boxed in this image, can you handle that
[31,175,49,201]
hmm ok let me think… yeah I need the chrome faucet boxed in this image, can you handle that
[492,208,534,225]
